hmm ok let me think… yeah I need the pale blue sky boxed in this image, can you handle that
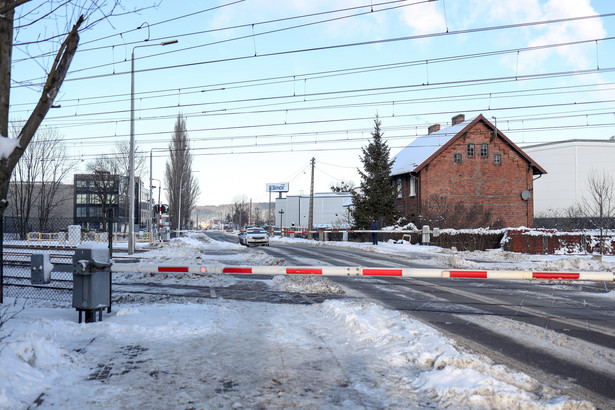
[10,0,615,205]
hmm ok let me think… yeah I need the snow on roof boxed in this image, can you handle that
[391,115,478,176]
[286,192,352,198]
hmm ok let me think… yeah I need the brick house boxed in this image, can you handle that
[391,114,546,228]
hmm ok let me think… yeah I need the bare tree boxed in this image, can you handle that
[580,170,615,254]
[85,142,146,232]
[231,195,249,228]
[9,126,76,236]
[165,114,200,231]
[420,194,499,229]
[330,179,354,193]
[84,160,121,233]
[0,1,159,219]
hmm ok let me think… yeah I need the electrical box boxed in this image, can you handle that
[72,246,111,313]
[422,225,431,244]
[31,253,54,284]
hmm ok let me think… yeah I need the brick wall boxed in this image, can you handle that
[503,229,615,255]
[396,121,534,228]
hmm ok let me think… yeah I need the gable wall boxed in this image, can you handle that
[397,121,535,228]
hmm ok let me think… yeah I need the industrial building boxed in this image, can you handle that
[523,138,615,216]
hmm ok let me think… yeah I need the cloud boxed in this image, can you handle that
[400,1,446,35]
[526,0,606,69]
[412,0,606,73]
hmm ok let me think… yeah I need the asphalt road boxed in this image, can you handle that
[205,232,615,407]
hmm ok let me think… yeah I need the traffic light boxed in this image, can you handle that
[161,204,169,214]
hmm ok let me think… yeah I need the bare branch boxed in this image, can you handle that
[7,14,83,172]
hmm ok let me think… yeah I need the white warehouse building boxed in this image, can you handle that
[275,192,352,229]
[523,138,615,216]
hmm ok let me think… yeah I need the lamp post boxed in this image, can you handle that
[129,39,178,254]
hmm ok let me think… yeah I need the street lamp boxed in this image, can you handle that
[129,39,178,254]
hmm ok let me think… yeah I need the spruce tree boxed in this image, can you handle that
[351,116,399,228]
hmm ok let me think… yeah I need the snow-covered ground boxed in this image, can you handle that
[1,233,613,409]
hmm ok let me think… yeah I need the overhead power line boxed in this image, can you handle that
[26,64,615,129]
[13,12,615,88]
[11,35,614,115]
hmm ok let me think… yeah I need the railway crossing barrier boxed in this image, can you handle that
[29,252,614,322]
[109,263,615,281]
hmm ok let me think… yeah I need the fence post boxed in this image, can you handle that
[107,208,113,313]
[1,216,3,304]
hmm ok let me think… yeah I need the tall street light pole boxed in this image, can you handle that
[129,39,178,254]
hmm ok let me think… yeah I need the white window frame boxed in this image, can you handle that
[409,176,416,197]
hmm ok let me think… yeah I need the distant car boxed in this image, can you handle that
[238,227,270,247]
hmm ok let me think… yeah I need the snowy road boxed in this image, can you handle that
[204,232,615,406]
[2,233,614,408]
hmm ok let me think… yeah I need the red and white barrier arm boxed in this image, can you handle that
[112,263,207,274]
[441,270,614,281]
[110,263,614,281]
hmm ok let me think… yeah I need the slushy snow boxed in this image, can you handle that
[1,233,610,409]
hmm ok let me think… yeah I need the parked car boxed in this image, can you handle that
[238,227,270,247]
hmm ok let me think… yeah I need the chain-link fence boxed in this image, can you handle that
[1,217,109,306]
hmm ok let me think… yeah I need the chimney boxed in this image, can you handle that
[451,114,465,125]
[428,124,440,134]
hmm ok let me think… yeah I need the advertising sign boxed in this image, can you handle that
[266,182,289,192]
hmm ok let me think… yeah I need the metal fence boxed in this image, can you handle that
[2,217,92,305]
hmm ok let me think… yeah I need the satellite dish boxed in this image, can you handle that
[521,190,532,201]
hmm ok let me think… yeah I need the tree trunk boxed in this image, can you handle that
[0,14,83,218]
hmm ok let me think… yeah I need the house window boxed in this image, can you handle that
[494,153,502,165]
[480,144,488,157]
[454,153,462,163]
[394,178,402,198]
[409,176,416,197]
[76,207,87,217]
[467,144,475,157]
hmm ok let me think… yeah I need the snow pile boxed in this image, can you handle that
[536,256,610,272]
[0,299,594,409]
[271,275,345,294]
[322,301,588,409]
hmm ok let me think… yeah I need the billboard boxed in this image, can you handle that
[266,182,289,192]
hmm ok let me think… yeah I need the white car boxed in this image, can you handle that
[238,227,270,247]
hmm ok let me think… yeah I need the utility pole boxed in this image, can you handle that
[278,209,285,229]
[308,157,315,231]
[268,188,272,226]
